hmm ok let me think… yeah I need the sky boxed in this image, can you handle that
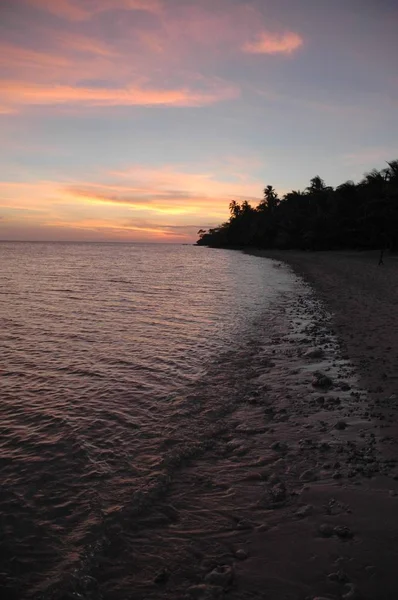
[1,0,398,243]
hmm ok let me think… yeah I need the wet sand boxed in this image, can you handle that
[66,252,398,600]
[255,249,398,401]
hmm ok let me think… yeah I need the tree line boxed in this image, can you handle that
[197,160,398,252]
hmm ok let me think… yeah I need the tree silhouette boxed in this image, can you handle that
[196,159,398,253]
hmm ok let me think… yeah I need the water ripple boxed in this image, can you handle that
[0,242,295,598]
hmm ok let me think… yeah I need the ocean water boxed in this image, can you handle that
[0,242,297,599]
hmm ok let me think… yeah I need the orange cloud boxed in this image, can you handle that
[0,181,207,242]
[27,0,162,20]
[0,81,239,112]
[0,159,266,241]
[110,164,262,196]
[0,43,71,70]
[28,0,89,21]
[0,162,263,218]
[243,31,303,55]
[65,164,263,218]
[56,33,119,57]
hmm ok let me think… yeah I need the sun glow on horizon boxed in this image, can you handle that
[1,0,397,241]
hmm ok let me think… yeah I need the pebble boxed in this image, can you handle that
[340,382,351,391]
[154,568,170,584]
[296,504,313,518]
[300,469,318,482]
[188,584,224,599]
[271,441,288,452]
[305,348,324,359]
[235,549,248,561]
[334,525,354,539]
[268,483,287,504]
[236,519,254,530]
[342,583,359,599]
[204,565,234,588]
[312,372,333,388]
[328,570,349,582]
[335,420,348,430]
[319,523,334,537]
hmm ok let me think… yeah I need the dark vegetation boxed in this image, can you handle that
[197,160,398,252]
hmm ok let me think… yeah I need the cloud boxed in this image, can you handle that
[63,164,263,218]
[56,33,119,57]
[108,164,263,198]
[27,0,162,21]
[0,81,239,112]
[0,43,73,76]
[28,0,89,21]
[0,159,264,242]
[243,31,303,55]
[0,3,303,119]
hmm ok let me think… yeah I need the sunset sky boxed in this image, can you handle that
[1,0,398,242]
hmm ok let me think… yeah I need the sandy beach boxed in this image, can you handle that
[32,249,398,600]
[71,251,398,600]
[257,250,398,401]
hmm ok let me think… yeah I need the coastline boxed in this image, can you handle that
[75,255,398,600]
[248,249,398,400]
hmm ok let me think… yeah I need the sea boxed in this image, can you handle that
[0,242,299,599]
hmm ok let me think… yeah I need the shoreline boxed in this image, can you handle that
[248,249,398,400]
[76,256,398,600]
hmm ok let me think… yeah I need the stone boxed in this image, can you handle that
[305,348,324,359]
[319,523,334,537]
[312,372,333,388]
[154,568,170,584]
[188,584,224,599]
[335,420,348,430]
[296,504,313,518]
[320,442,331,451]
[328,570,349,583]
[236,519,253,530]
[334,525,354,539]
[204,565,234,588]
[342,583,359,599]
[268,483,287,505]
[340,382,351,391]
[271,441,288,452]
[235,549,248,560]
[300,469,317,482]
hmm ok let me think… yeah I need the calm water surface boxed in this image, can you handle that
[0,242,295,598]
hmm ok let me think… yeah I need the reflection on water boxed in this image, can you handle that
[0,242,295,598]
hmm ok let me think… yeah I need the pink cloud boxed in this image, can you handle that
[64,164,263,216]
[27,0,162,21]
[28,0,89,21]
[0,3,304,117]
[243,31,303,55]
[0,80,239,112]
[0,157,267,241]
[0,43,71,70]
[56,33,119,57]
